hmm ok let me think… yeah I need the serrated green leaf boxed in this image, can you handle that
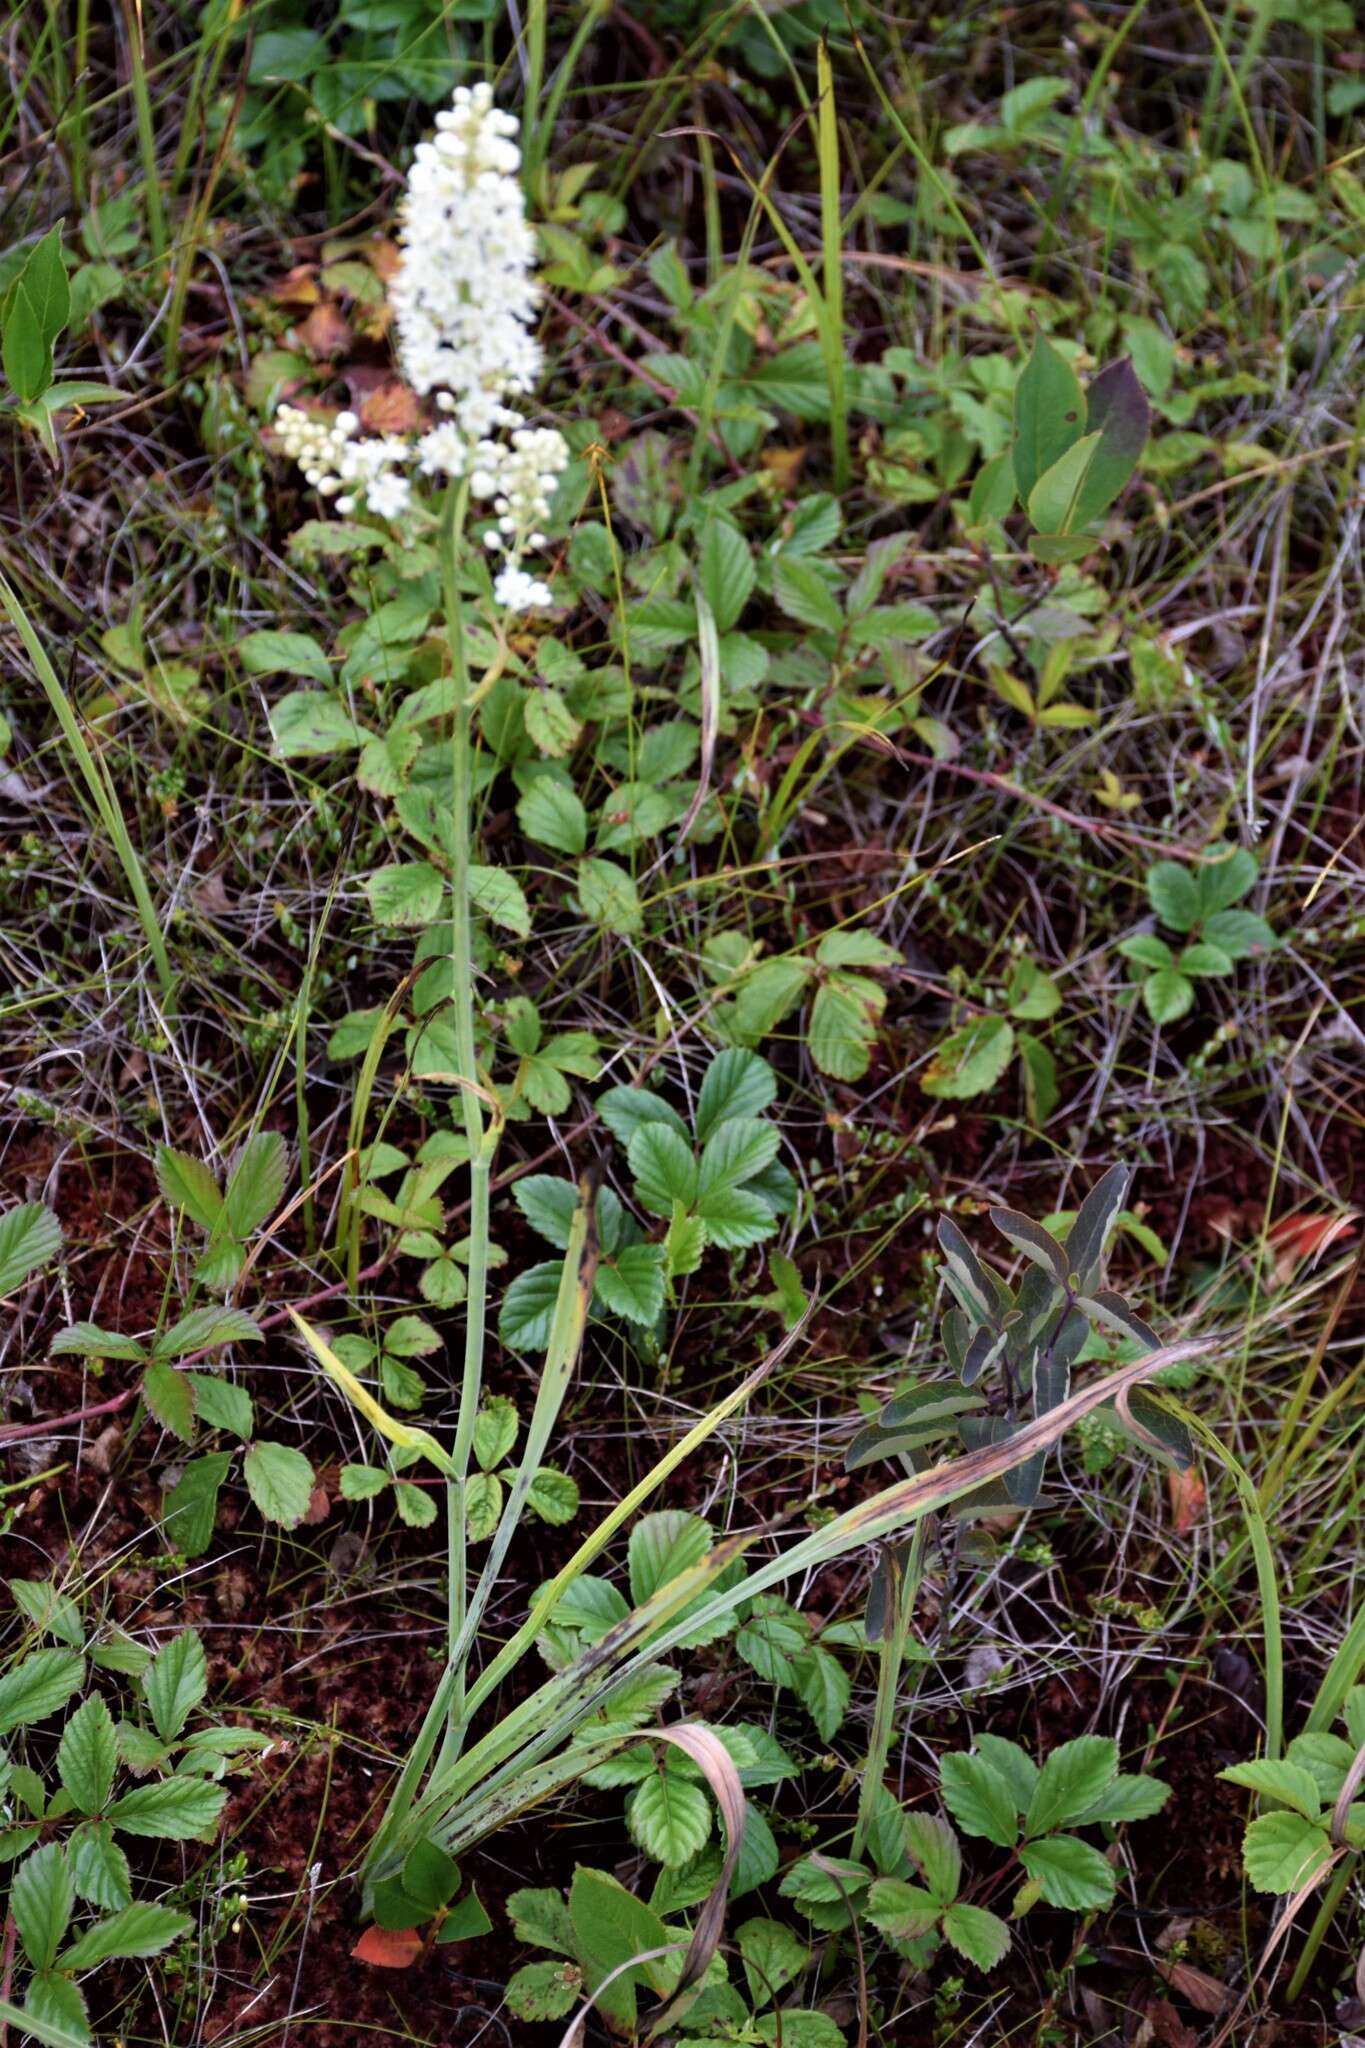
[153,1148,224,1230]
[627,1768,712,1865]
[242,1441,314,1527]
[527,1467,579,1525]
[576,855,641,935]
[469,862,531,936]
[1241,1811,1334,1894]
[517,778,587,853]
[223,1132,286,1240]
[185,1374,253,1440]
[0,1202,62,1296]
[162,1452,231,1558]
[629,1124,698,1216]
[58,1901,192,1969]
[142,1364,197,1444]
[1018,1834,1115,1909]
[153,1307,262,1360]
[695,1048,777,1140]
[941,1752,1019,1847]
[1143,968,1194,1024]
[498,1259,565,1352]
[1025,1736,1118,1835]
[1219,1760,1323,1822]
[238,629,331,683]
[595,1241,667,1325]
[57,1696,117,1814]
[142,1630,207,1743]
[506,1958,581,2022]
[1147,861,1200,932]
[68,1822,131,1911]
[808,977,883,1080]
[922,1016,1014,1099]
[10,1581,84,1647]
[941,1901,1011,1970]
[106,1776,228,1840]
[12,1844,74,1970]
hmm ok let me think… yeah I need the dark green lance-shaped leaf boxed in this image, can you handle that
[3,283,53,404]
[936,1217,997,1325]
[1077,1288,1159,1351]
[989,1207,1070,1286]
[142,1629,208,1743]
[0,1649,84,1734]
[12,1844,74,1971]
[1063,1164,1130,1290]
[21,225,71,349]
[0,1201,62,1295]
[567,1865,673,2029]
[1028,431,1101,536]
[57,1695,117,1814]
[1012,335,1085,508]
[107,1775,228,1840]
[57,1902,192,1969]
[163,1452,231,1557]
[1070,356,1148,527]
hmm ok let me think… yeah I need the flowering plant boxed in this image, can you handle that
[272,82,569,613]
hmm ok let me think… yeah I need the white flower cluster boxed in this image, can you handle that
[271,81,568,614]
[273,405,412,521]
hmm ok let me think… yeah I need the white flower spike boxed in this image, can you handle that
[271,81,568,614]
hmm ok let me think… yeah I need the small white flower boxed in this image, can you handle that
[270,80,569,610]
[493,564,553,612]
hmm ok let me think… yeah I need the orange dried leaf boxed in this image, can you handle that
[1166,1464,1206,1536]
[351,1925,422,1969]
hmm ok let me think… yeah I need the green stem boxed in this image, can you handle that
[1285,1853,1355,2003]
[436,480,494,1767]
[852,1524,926,1861]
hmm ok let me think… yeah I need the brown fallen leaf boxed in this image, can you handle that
[1156,1960,1228,2014]
[359,380,422,434]
[270,264,319,306]
[351,1924,422,1969]
[296,301,350,360]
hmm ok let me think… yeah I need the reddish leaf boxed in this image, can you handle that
[1167,1465,1206,1536]
[1268,1211,1357,1288]
[351,1925,422,1969]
